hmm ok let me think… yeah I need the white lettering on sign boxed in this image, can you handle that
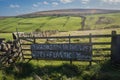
[31,44,92,61]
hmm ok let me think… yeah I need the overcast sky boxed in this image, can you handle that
[0,0,120,16]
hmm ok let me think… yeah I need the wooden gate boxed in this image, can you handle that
[14,31,117,63]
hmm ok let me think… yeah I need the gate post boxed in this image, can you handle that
[89,33,92,66]
[111,31,120,64]
[69,34,72,64]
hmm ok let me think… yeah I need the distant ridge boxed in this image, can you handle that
[17,9,120,17]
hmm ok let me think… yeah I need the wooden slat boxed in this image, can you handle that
[91,34,112,38]
[22,48,111,51]
[20,38,34,43]
[21,44,32,45]
[23,54,31,56]
[19,34,113,39]
[23,58,110,62]
[92,42,111,45]
[19,35,88,39]
[24,58,32,59]
[22,49,31,51]
[93,54,110,57]
[23,53,111,57]
[21,42,111,46]
[93,48,111,51]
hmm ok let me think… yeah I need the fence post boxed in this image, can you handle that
[111,31,120,64]
[16,28,24,61]
[89,33,92,66]
[33,35,36,44]
[69,34,72,64]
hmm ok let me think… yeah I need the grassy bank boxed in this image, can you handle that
[0,60,120,80]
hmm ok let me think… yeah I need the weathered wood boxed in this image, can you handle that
[20,38,34,43]
[93,54,110,57]
[17,31,118,63]
[20,42,111,46]
[19,34,114,39]
[16,29,24,61]
[89,33,92,66]
[23,54,31,56]
[111,31,120,64]
[22,49,30,51]
[69,34,72,64]
[24,58,32,59]
[92,42,111,45]
[22,48,111,51]
[13,54,111,57]
[21,44,32,45]
[93,48,111,51]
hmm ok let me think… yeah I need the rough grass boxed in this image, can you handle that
[1,13,120,80]
[0,60,120,80]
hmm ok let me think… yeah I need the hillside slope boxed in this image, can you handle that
[0,16,82,32]
[0,9,120,33]
[84,13,120,30]
[18,9,120,17]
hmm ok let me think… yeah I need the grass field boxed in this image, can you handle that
[0,13,120,33]
[0,13,120,40]
[0,16,82,32]
[0,33,12,40]
[1,13,120,80]
[0,60,120,80]
[85,13,120,30]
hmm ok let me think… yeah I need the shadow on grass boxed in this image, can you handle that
[35,64,83,78]
[2,62,88,80]
[94,60,120,80]
[3,62,34,78]
[2,60,120,80]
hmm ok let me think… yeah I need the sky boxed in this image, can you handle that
[0,0,120,16]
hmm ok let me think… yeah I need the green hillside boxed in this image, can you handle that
[1,13,120,80]
[0,16,82,32]
[84,13,120,30]
[1,13,120,33]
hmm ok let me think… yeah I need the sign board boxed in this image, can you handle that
[31,43,92,61]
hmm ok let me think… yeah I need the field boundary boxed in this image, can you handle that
[13,30,120,64]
